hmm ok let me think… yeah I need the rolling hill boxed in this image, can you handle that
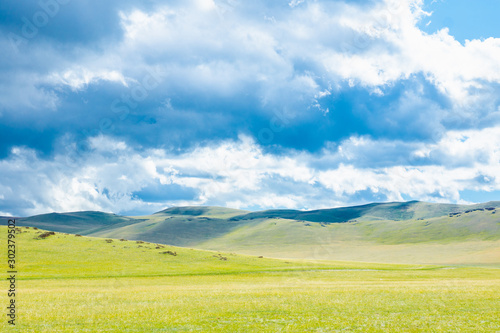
[229,200,500,222]
[155,206,249,218]
[7,201,500,265]
[15,211,142,235]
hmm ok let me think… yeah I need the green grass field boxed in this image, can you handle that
[2,226,499,332]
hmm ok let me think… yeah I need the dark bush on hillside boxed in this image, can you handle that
[37,231,55,239]
[213,254,228,260]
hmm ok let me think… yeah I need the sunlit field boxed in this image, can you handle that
[2,227,499,332]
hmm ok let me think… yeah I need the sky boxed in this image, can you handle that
[1,0,500,216]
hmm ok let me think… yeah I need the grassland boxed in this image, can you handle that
[15,202,500,265]
[195,211,500,265]
[2,226,499,332]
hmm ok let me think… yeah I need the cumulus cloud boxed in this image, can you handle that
[1,129,499,216]
[3,0,500,134]
[47,68,128,91]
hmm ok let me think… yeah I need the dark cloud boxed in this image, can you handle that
[1,0,498,159]
[0,0,148,46]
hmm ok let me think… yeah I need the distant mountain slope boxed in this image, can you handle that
[89,215,257,247]
[155,206,249,219]
[229,201,500,223]
[85,206,254,246]
[16,211,141,235]
[196,209,500,265]
[7,201,500,264]
[227,202,418,223]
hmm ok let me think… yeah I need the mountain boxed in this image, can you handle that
[16,211,141,235]
[229,201,500,222]
[155,206,249,218]
[6,201,500,265]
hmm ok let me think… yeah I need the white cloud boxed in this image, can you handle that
[194,0,216,11]
[47,68,128,91]
[111,0,500,116]
[323,0,500,106]
[1,127,499,216]
[5,0,500,124]
[289,0,305,8]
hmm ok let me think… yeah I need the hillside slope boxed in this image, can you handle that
[7,201,500,264]
[89,215,258,247]
[155,206,249,219]
[229,201,500,222]
[7,226,407,280]
[15,211,140,235]
[196,210,500,264]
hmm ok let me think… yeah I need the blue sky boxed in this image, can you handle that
[419,0,500,43]
[1,0,500,216]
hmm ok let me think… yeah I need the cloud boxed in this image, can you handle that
[1,0,499,154]
[1,0,500,214]
[3,2,500,127]
[1,128,499,216]
[47,68,128,91]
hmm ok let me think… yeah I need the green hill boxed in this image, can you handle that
[7,201,500,265]
[196,210,500,265]
[229,201,500,222]
[89,215,257,247]
[16,211,140,235]
[155,206,249,218]
[11,226,377,280]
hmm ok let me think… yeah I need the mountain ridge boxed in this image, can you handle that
[5,200,500,264]
[10,200,500,220]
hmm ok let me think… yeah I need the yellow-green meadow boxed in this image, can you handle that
[2,226,499,332]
